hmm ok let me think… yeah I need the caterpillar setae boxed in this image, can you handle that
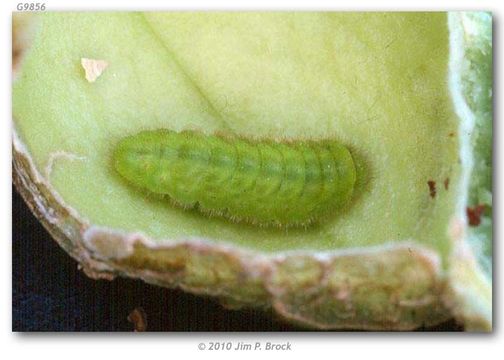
[113,129,356,227]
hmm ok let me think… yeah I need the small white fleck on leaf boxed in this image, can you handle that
[81,58,108,83]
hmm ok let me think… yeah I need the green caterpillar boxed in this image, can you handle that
[113,130,356,227]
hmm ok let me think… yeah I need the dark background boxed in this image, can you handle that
[12,186,463,332]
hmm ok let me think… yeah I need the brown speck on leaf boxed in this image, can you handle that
[444,178,450,190]
[81,58,108,82]
[467,205,486,227]
[427,180,436,198]
[128,307,147,332]
[448,132,455,137]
